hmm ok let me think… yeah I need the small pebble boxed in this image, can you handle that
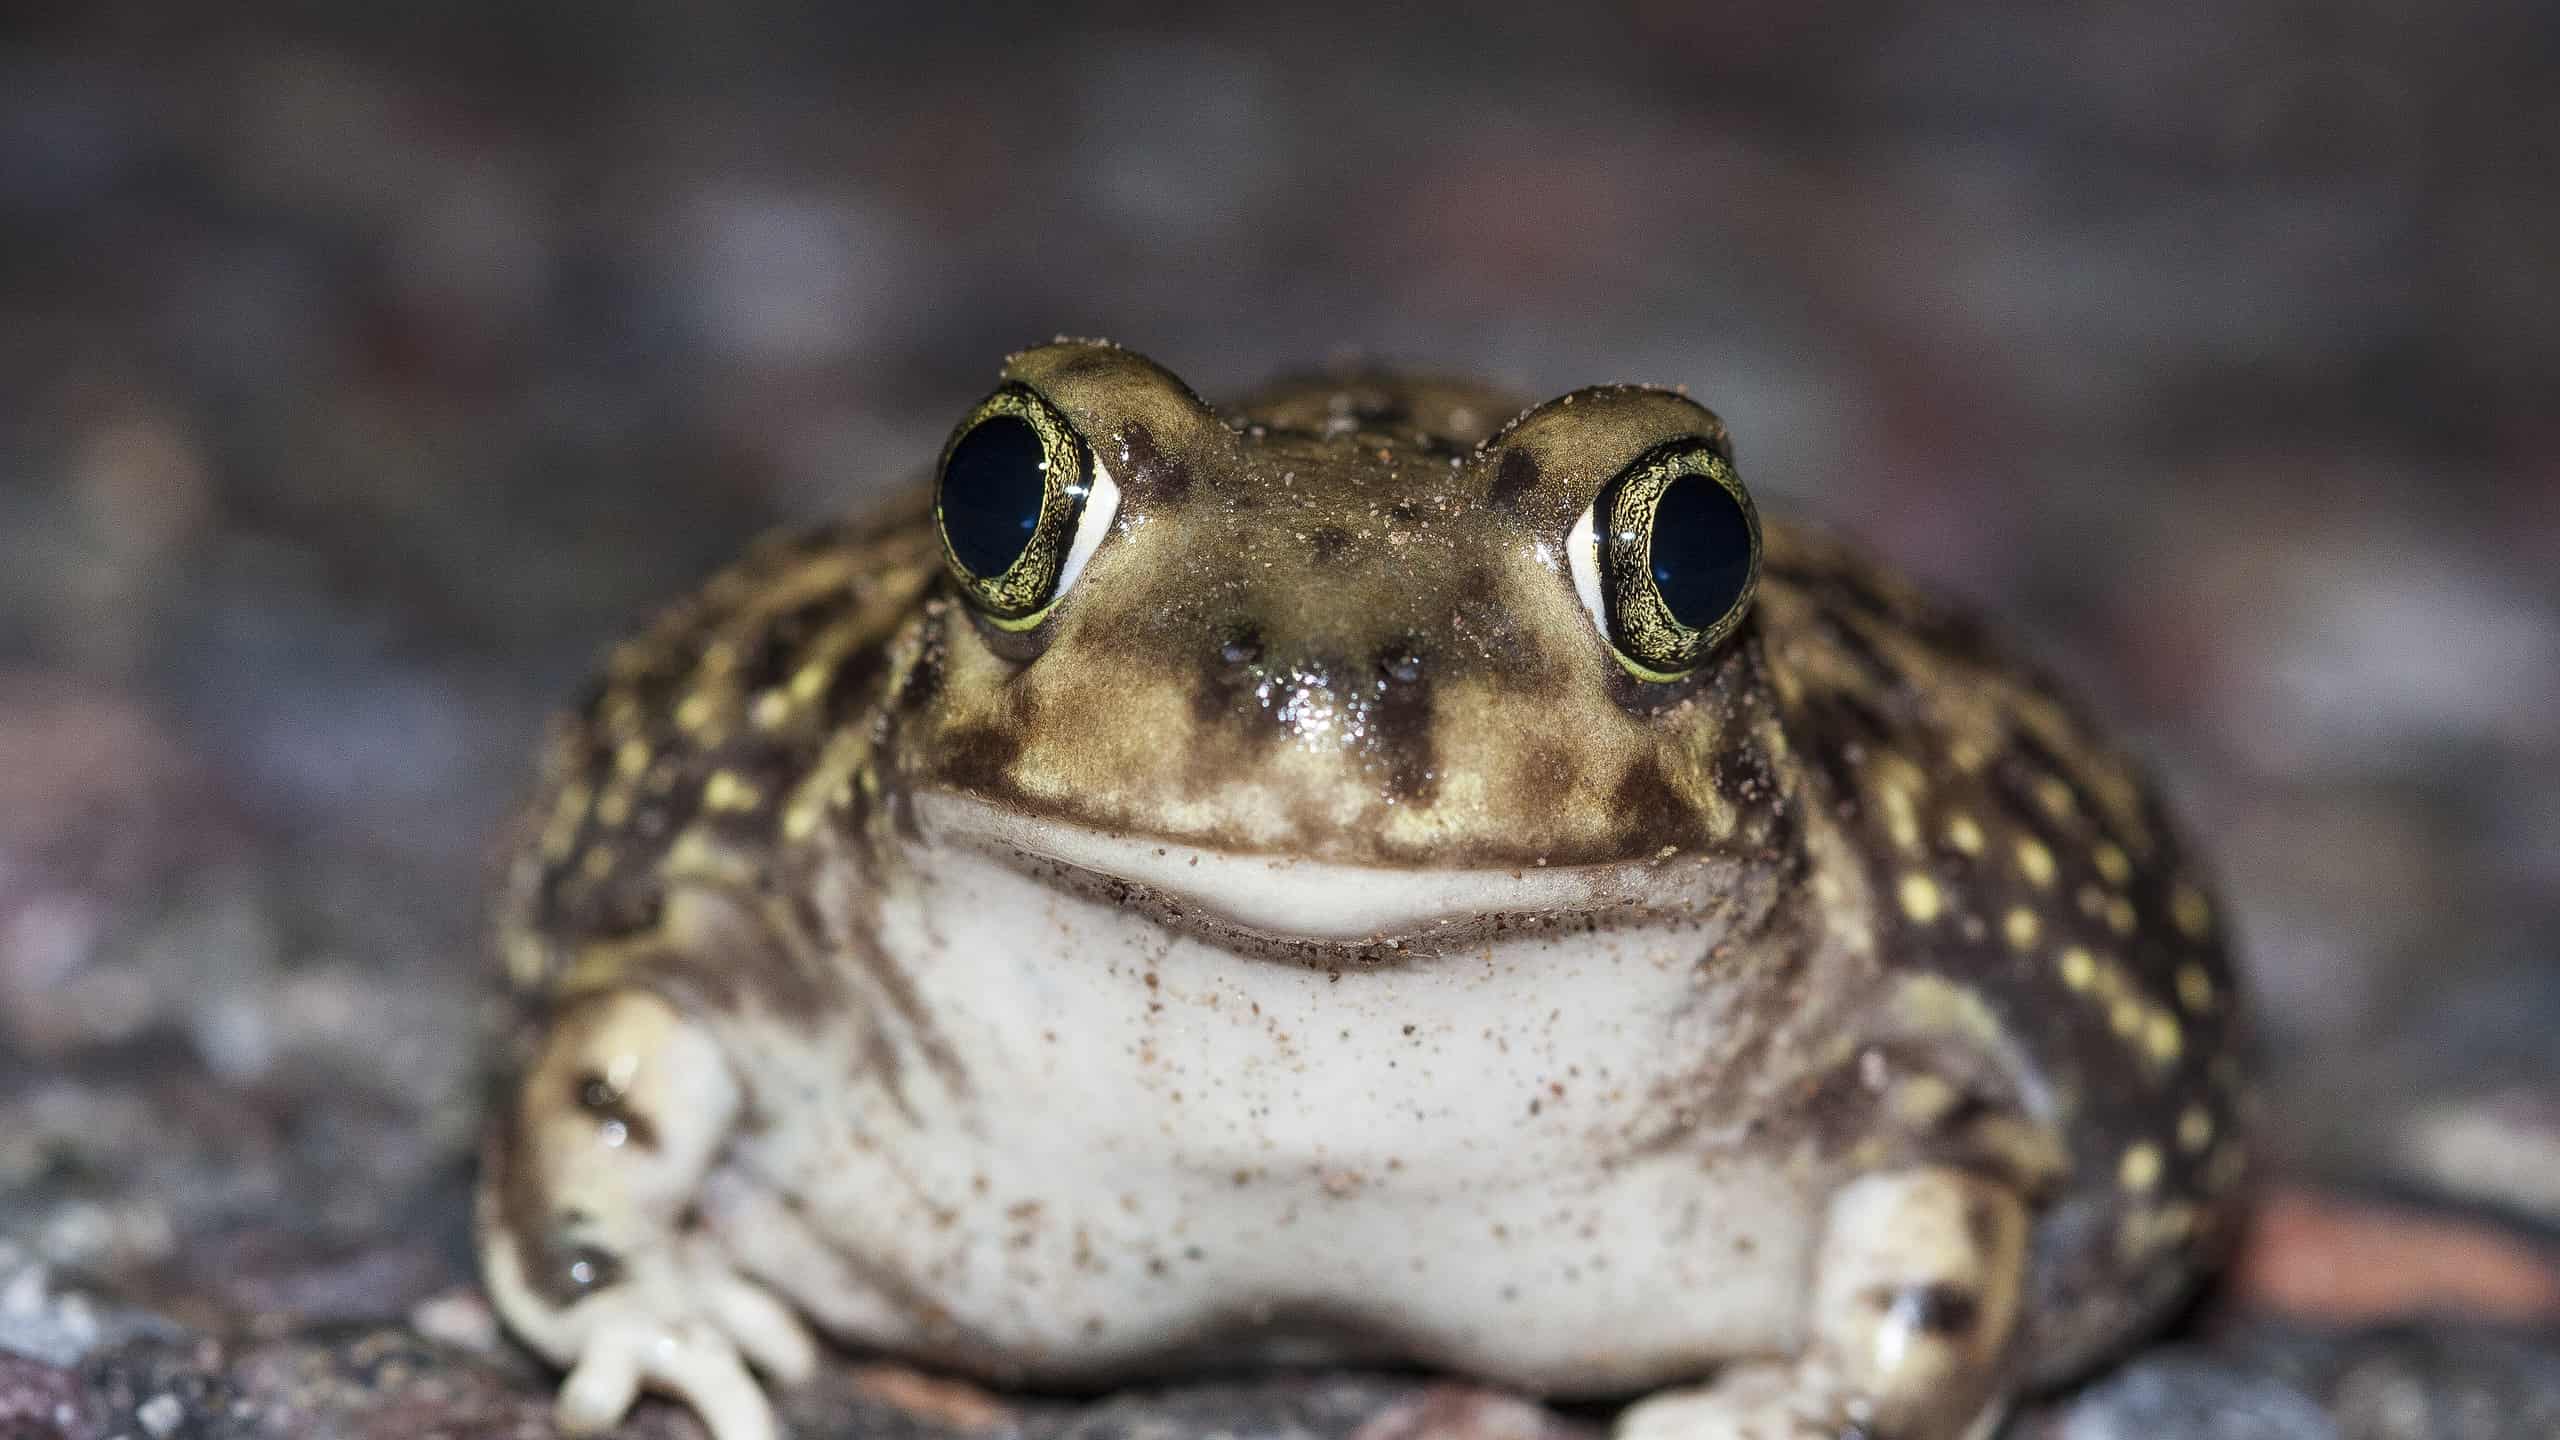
[409,1288,501,1353]
[137,1390,184,1437]
[2059,1352,2338,1440]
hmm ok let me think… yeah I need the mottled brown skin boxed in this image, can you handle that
[486,340,2251,1439]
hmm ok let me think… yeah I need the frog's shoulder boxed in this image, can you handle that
[1750,516,2251,1378]
[491,499,940,998]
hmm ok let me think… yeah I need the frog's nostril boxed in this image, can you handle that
[1377,645,1425,685]
[1219,629,1264,667]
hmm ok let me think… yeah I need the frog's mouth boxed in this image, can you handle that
[910,792,1718,949]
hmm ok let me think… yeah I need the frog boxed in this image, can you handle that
[478,339,2251,1440]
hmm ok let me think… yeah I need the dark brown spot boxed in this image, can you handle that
[820,642,892,726]
[1368,648,1437,805]
[1607,753,1705,853]
[547,851,672,942]
[1768,556,1986,673]
[939,723,1024,795]
[1350,392,1408,425]
[1377,643,1424,686]
[1813,602,1907,701]
[1891,1282,1981,1336]
[1787,687,1890,821]
[571,1071,661,1151]
[1219,628,1264,666]
[1119,422,1192,502]
[1509,740,1578,815]
[1963,1196,2002,1251]
[893,626,947,716]
[738,592,857,694]
[490,1096,606,1309]
[1309,526,1352,563]
[1488,448,1541,511]
[1192,629,1273,750]
[556,1241,623,1298]
[1045,348,1127,385]
[1711,731,1775,808]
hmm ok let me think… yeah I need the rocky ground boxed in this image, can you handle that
[3,2,2557,1436]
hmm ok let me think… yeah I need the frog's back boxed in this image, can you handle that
[490,505,942,997]
[1750,524,2251,1379]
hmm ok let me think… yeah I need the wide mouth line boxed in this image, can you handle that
[910,791,1700,946]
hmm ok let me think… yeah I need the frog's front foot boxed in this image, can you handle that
[1616,1168,2027,1440]
[478,988,817,1440]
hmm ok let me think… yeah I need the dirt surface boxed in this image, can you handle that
[3,2,2557,1436]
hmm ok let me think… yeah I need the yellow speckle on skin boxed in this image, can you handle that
[782,802,821,842]
[2176,963,2217,1015]
[2059,946,2097,991]
[502,930,548,989]
[751,691,793,730]
[2004,907,2041,950]
[2124,1199,2199,1258]
[2120,1143,2163,1192]
[615,740,651,777]
[2178,1106,2215,1153]
[1880,782,1922,853]
[2094,842,2133,887]
[2144,1013,2184,1064]
[2035,776,2077,819]
[674,690,720,734]
[1899,872,1944,924]
[595,787,633,827]
[540,783,592,862]
[1945,814,1985,855]
[789,660,835,704]
[2016,838,2056,889]
[2110,996,2146,1039]
[1893,1075,1959,1127]
[704,771,763,812]
[598,693,645,740]
[1888,979,2032,1107]
[666,828,717,872]
[578,844,617,880]
[2106,895,2140,936]
[2157,1202,2197,1246]
[2172,882,2214,940]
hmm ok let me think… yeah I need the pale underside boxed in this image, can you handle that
[692,791,1843,1394]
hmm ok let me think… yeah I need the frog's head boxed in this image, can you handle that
[901,341,1792,943]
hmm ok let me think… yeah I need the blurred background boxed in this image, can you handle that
[2,1,2557,1435]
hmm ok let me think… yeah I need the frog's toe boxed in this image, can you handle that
[704,1264,820,1384]
[1618,1167,2029,1440]
[1615,1360,1844,1439]
[559,1312,778,1440]
[548,1249,814,1440]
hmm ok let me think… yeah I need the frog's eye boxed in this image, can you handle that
[936,385,1122,629]
[1566,439,1761,681]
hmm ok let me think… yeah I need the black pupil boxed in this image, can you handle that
[1649,474,1752,630]
[941,416,1052,579]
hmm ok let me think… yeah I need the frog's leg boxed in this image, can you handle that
[478,988,818,1440]
[1617,1167,2028,1440]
